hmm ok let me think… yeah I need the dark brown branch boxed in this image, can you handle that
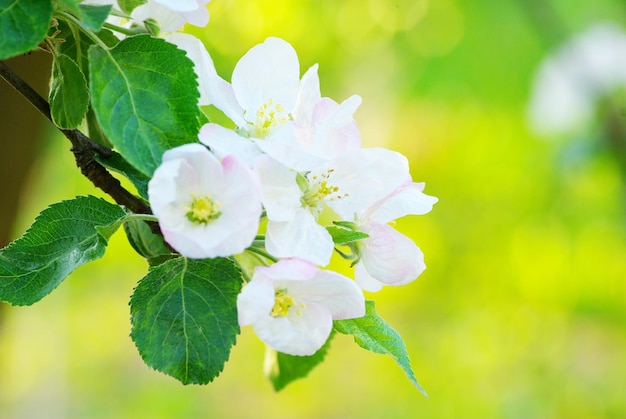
[0,60,152,216]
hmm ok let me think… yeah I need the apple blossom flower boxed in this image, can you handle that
[353,182,438,292]
[132,0,211,33]
[256,147,412,266]
[193,36,362,174]
[528,23,626,135]
[197,37,363,167]
[254,94,363,171]
[147,143,262,259]
[82,0,210,32]
[201,37,301,138]
[237,259,365,356]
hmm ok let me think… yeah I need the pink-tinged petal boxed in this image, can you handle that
[360,223,426,286]
[198,123,261,166]
[161,143,224,195]
[236,275,275,326]
[149,144,260,258]
[256,123,326,171]
[354,262,384,293]
[252,302,332,356]
[283,270,365,320]
[367,182,438,224]
[206,155,262,255]
[255,155,302,221]
[309,95,362,159]
[254,258,318,283]
[265,210,334,267]
[232,37,300,117]
[293,64,321,125]
[324,147,411,219]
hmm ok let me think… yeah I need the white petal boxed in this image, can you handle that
[148,145,260,258]
[237,275,275,326]
[180,7,210,28]
[265,210,334,266]
[188,48,245,126]
[205,155,262,256]
[255,155,302,221]
[254,258,318,282]
[256,123,326,171]
[366,182,438,223]
[292,64,321,125]
[198,123,261,166]
[282,270,365,320]
[164,33,212,106]
[309,95,362,159]
[354,262,384,293]
[252,302,332,356]
[161,143,223,194]
[153,0,201,12]
[132,3,186,32]
[232,37,300,117]
[324,147,411,219]
[360,223,426,286]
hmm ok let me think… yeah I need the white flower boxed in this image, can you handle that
[528,23,626,135]
[353,182,438,292]
[199,37,354,164]
[198,39,364,170]
[237,258,365,356]
[147,143,262,259]
[256,147,411,266]
[255,94,363,172]
[132,0,211,33]
[202,37,301,137]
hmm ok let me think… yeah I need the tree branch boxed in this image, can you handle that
[0,60,152,216]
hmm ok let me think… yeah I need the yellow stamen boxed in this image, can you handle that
[270,289,296,317]
[186,194,221,224]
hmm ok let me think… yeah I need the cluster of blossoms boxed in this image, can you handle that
[95,2,437,356]
[149,37,437,356]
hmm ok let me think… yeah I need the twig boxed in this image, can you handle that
[0,60,152,217]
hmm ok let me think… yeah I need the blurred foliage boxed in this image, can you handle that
[1,0,626,418]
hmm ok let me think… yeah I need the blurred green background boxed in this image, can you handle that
[1,0,626,417]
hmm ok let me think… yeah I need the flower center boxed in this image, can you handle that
[270,289,305,317]
[186,194,221,225]
[250,99,289,138]
[299,169,349,214]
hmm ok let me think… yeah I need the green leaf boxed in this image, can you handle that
[95,150,150,199]
[49,54,89,129]
[77,4,112,31]
[265,332,334,392]
[0,0,53,59]
[327,225,368,245]
[123,220,174,266]
[86,106,112,148]
[118,0,147,14]
[130,257,243,384]
[0,196,128,306]
[53,0,81,16]
[334,300,427,397]
[54,19,119,77]
[89,35,201,176]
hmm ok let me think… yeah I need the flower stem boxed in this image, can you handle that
[246,246,278,263]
